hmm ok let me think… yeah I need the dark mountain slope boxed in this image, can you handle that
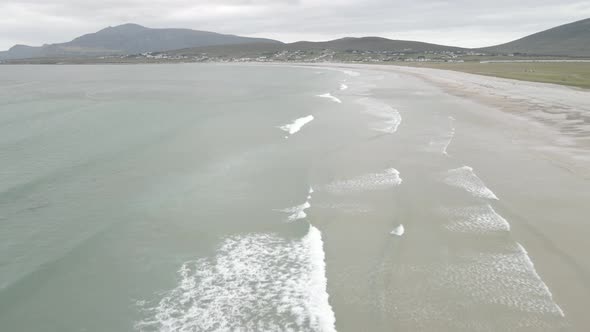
[482,18,590,57]
[0,24,280,60]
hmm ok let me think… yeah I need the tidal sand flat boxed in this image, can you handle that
[310,63,589,331]
[1,63,589,331]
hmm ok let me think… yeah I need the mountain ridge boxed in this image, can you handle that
[0,24,281,60]
[2,18,590,61]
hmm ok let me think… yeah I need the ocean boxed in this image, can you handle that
[1,63,587,331]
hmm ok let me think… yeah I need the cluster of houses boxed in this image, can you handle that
[110,52,190,61]
[110,48,489,64]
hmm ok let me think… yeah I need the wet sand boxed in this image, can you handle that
[300,63,590,331]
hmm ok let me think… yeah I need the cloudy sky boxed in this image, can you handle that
[1,0,589,50]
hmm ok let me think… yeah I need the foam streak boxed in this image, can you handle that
[317,93,342,104]
[280,115,314,135]
[326,168,402,194]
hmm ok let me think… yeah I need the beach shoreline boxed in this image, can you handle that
[284,62,590,331]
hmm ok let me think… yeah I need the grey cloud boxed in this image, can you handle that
[1,0,589,50]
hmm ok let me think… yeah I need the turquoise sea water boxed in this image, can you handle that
[0,64,348,331]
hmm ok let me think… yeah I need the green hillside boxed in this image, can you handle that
[482,18,590,57]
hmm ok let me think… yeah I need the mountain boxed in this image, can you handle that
[3,19,590,61]
[0,23,280,60]
[482,18,590,57]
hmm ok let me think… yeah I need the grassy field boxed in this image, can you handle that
[394,62,590,89]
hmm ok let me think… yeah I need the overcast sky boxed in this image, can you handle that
[1,0,589,50]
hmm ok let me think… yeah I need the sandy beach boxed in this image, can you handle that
[295,63,590,331]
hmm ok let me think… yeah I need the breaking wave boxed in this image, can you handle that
[357,98,402,134]
[282,201,312,221]
[440,243,565,316]
[317,93,342,104]
[279,186,315,222]
[280,115,315,136]
[135,225,337,332]
[443,166,499,200]
[442,204,510,234]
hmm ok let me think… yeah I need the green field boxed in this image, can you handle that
[394,62,590,89]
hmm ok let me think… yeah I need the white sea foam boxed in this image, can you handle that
[441,243,564,316]
[135,225,337,332]
[443,204,510,233]
[282,201,312,222]
[317,93,342,104]
[384,242,566,326]
[442,116,456,155]
[441,131,455,156]
[339,83,348,91]
[326,168,402,194]
[341,70,360,77]
[357,98,402,134]
[390,224,405,236]
[280,115,315,135]
[428,116,456,155]
[515,243,565,317]
[280,186,315,222]
[443,166,499,200]
[306,226,338,332]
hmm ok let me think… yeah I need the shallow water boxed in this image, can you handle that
[1,63,588,331]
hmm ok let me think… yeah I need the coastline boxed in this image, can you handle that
[284,62,590,330]
[287,62,590,177]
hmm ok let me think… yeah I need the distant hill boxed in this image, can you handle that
[0,23,280,60]
[288,37,465,52]
[482,18,590,57]
[170,37,466,58]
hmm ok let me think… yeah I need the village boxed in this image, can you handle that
[122,48,490,64]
